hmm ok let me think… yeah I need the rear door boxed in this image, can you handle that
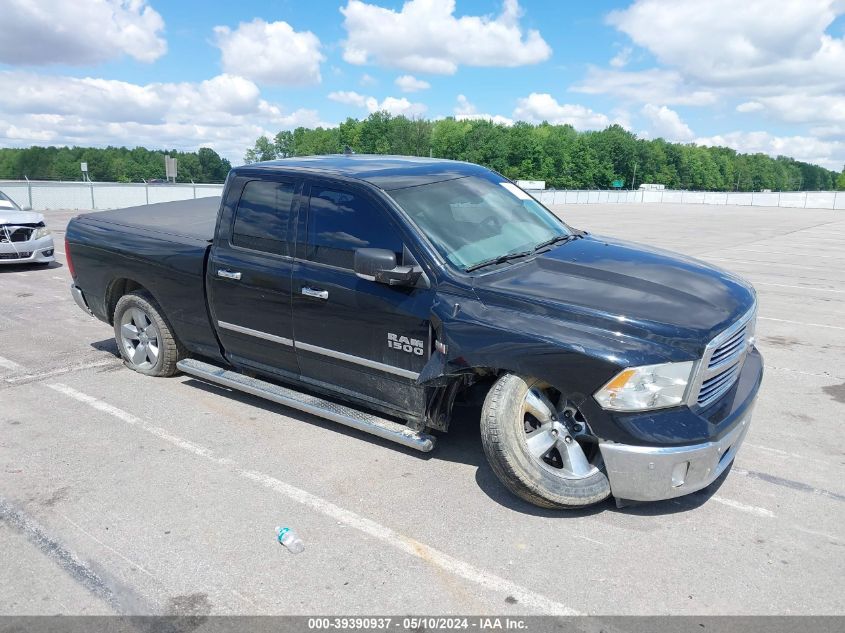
[207,175,301,376]
[291,179,433,417]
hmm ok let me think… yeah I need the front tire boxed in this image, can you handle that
[113,290,183,377]
[480,373,611,509]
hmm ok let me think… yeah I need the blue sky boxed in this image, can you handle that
[1,0,843,169]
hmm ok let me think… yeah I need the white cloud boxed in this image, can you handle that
[695,131,845,170]
[577,0,845,165]
[737,101,764,113]
[641,104,694,141]
[340,0,551,74]
[395,75,430,93]
[360,73,378,86]
[214,19,324,86]
[328,91,371,108]
[455,95,476,116]
[0,71,323,163]
[328,91,427,117]
[512,93,612,130]
[573,67,718,106]
[0,0,166,65]
[607,0,845,90]
[609,46,632,68]
[753,94,845,127]
[378,96,427,117]
[453,95,513,125]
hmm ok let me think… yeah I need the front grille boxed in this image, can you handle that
[0,251,33,260]
[0,227,35,243]
[708,325,747,369]
[693,307,756,409]
[698,363,742,405]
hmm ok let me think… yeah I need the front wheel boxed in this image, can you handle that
[480,373,611,509]
[113,290,183,377]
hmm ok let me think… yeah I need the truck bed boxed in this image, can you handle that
[67,197,224,362]
[82,197,221,243]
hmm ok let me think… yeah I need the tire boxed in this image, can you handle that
[113,290,183,377]
[480,373,611,509]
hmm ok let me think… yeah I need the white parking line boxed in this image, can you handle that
[753,282,845,294]
[766,366,838,379]
[46,382,581,616]
[726,248,845,260]
[759,316,845,331]
[5,360,117,384]
[705,258,834,272]
[710,496,775,518]
[0,356,24,370]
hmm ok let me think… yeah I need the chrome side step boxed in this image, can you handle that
[176,359,436,452]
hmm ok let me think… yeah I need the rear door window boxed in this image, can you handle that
[305,186,402,269]
[232,180,297,256]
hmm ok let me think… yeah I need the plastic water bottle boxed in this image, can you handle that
[275,526,305,554]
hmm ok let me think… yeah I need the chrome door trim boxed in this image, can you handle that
[218,321,293,347]
[296,341,419,380]
[216,321,420,380]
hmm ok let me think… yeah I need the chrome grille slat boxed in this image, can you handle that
[708,327,747,368]
[690,305,756,409]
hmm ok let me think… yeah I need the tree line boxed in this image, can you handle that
[0,146,231,183]
[246,113,845,191]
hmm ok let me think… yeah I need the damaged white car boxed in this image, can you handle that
[0,191,55,265]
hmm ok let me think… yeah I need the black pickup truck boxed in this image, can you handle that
[66,155,762,509]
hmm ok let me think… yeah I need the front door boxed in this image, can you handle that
[208,176,301,376]
[292,180,433,417]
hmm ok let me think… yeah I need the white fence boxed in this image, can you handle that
[531,189,845,210]
[0,180,224,211]
[2,180,843,211]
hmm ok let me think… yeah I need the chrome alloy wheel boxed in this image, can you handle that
[119,307,161,369]
[521,385,600,479]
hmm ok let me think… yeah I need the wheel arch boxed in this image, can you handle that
[104,278,149,325]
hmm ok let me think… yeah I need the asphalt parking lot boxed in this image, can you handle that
[1,202,843,616]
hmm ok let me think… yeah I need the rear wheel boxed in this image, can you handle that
[113,291,183,377]
[480,373,611,508]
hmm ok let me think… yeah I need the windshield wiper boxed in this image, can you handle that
[532,233,581,252]
[464,249,534,272]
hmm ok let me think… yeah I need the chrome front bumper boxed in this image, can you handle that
[599,405,754,502]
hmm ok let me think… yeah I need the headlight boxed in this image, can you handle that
[33,227,51,240]
[594,361,694,411]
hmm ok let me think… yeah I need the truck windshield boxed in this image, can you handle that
[389,176,570,272]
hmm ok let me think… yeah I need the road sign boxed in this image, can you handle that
[165,155,178,182]
[612,179,624,189]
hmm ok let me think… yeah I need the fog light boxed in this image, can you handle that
[671,462,689,487]
[42,249,54,256]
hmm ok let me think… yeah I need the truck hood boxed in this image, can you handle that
[471,234,756,358]
[0,209,43,225]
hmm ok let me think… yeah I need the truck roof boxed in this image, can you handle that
[233,155,493,191]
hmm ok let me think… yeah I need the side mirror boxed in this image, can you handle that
[22,206,33,211]
[354,248,422,287]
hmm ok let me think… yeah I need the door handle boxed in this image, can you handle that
[217,269,242,280]
[301,287,329,300]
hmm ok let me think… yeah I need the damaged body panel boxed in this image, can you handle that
[65,155,762,508]
[0,195,55,264]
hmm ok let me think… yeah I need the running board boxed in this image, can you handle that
[177,359,436,452]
